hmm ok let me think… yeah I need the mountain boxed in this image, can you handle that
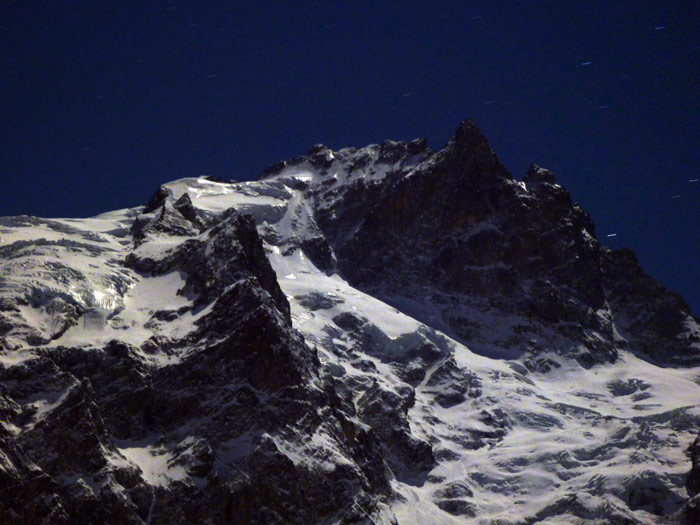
[1,120,699,524]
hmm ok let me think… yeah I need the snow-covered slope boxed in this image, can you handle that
[1,121,699,524]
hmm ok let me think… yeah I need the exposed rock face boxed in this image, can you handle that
[330,125,614,366]
[0,206,394,523]
[1,120,699,524]
[676,436,700,525]
[602,248,700,366]
[688,434,700,498]
[262,120,699,368]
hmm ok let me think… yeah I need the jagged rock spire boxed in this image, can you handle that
[524,163,557,185]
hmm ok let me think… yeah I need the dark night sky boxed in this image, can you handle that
[1,1,699,314]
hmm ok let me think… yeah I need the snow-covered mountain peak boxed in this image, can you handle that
[1,120,699,524]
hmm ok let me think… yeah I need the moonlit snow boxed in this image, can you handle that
[1,149,698,523]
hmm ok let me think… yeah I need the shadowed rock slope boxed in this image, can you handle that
[262,120,700,369]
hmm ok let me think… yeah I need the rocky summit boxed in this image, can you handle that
[1,120,699,524]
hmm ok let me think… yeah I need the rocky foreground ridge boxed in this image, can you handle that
[1,121,699,524]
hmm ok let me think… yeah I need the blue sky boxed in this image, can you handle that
[1,1,698,313]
